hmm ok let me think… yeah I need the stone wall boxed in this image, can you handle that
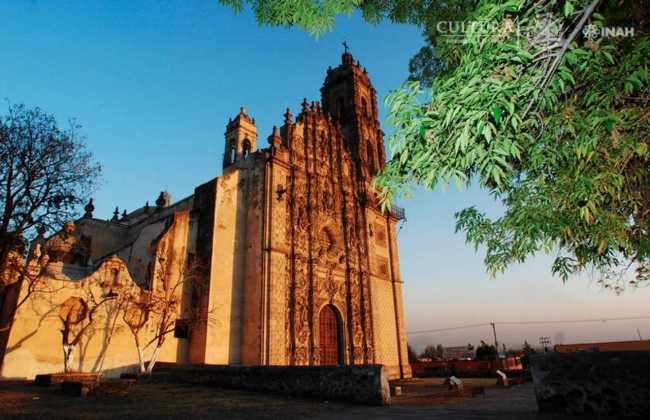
[203,170,244,364]
[2,257,146,379]
[370,276,398,374]
[366,207,411,379]
[203,155,266,366]
[531,352,650,417]
[150,363,390,406]
[1,212,192,379]
[264,157,290,365]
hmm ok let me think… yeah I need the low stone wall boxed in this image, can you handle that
[61,378,136,397]
[149,364,390,406]
[530,352,650,417]
[34,372,101,386]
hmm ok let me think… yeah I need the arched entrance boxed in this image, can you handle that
[319,304,342,365]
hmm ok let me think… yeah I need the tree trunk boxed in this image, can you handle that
[63,344,74,373]
[94,309,121,374]
[129,329,147,373]
[137,348,146,373]
[146,345,162,374]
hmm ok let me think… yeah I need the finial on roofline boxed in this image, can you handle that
[341,41,353,65]
[83,198,94,218]
[156,191,171,209]
[268,125,282,148]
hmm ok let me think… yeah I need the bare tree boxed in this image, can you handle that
[0,241,63,328]
[123,290,151,373]
[0,102,100,273]
[92,293,129,373]
[59,292,114,373]
[123,254,209,374]
[0,102,100,366]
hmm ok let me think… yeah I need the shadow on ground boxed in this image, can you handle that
[0,380,575,419]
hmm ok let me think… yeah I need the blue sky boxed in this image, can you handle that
[2,0,648,351]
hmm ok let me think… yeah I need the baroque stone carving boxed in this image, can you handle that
[293,255,310,365]
[281,55,394,367]
[321,265,343,302]
[44,221,90,266]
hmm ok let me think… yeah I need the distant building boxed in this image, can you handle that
[555,340,650,353]
[444,345,474,360]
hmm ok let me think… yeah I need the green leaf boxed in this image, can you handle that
[602,51,615,65]
[491,106,502,124]
[563,1,574,17]
[459,125,471,152]
[482,124,493,142]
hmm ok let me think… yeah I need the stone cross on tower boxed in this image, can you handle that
[342,41,349,53]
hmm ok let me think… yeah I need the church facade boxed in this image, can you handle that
[0,52,412,380]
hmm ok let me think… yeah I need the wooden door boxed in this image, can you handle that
[319,305,341,365]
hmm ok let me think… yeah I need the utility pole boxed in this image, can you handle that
[490,322,499,365]
[539,336,551,352]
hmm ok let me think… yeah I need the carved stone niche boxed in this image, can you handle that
[98,256,128,297]
[316,226,344,264]
[44,221,91,266]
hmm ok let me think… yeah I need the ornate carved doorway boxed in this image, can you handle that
[319,304,342,365]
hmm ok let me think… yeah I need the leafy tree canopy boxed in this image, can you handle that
[220,0,473,36]
[221,0,650,290]
[378,0,650,291]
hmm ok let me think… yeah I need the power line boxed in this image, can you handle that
[498,316,650,326]
[408,323,491,335]
[407,315,650,335]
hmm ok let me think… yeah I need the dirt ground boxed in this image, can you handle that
[0,379,574,419]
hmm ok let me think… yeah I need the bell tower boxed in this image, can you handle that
[320,46,384,178]
[223,107,257,169]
